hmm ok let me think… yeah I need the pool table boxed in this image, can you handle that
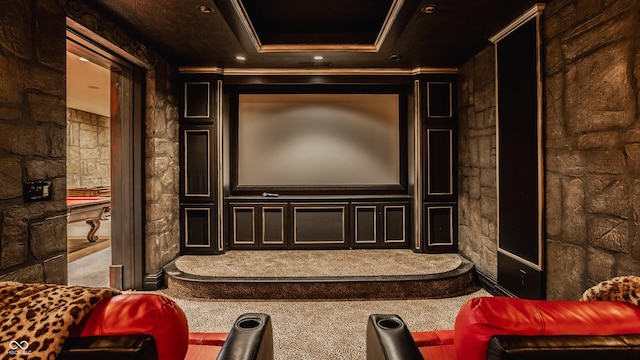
[67,197,111,242]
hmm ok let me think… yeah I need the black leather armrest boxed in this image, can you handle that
[217,313,274,360]
[58,334,157,360]
[487,334,640,360]
[366,314,423,360]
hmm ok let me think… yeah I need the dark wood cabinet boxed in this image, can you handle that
[352,202,409,248]
[230,203,287,249]
[419,76,458,253]
[179,75,221,254]
[181,126,215,203]
[229,199,409,250]
[180,205,217,254]
[423,203,456,253]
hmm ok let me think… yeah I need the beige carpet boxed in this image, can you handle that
[175,250,462,277]
[155,288,491,360]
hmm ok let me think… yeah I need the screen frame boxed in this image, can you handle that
[229,84,409,196]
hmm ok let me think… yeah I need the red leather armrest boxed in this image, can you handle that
[412,330,454,347]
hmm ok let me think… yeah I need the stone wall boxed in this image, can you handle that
[543,0,640,299]
[0,0,179,287]
[0,1,67,283]
[143,60,180,280]
[457,46,498,279]
[66,108,110,189]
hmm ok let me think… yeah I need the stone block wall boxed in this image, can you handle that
[0,0,179,287]
[144,60,180,279]
[457,46,498,279]
[0,1,68,283]
[543,0,640,299]
[66,108,110,189]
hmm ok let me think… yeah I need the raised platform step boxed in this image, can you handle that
[163,250,479,300]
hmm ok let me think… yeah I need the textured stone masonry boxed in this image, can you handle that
[0,0,180,287]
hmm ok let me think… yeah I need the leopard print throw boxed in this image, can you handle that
[0,281,120,360]
[580,275,640,305]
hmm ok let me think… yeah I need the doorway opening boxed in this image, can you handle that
[65,26,145,290]
[65,47,112,287]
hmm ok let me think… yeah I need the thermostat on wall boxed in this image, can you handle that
[24,181,52,202]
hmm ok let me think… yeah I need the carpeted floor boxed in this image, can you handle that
[175,250,462,278]
[154,288,491,360]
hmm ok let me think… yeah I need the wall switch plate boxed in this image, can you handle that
[24,181,52,202]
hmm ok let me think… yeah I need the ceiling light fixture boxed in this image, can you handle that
[78,56,90,62]
[198,5,213,13]
[236,55,246,61]
[389,53,401,61]
[422,5,437,14]
[313,55,324,61]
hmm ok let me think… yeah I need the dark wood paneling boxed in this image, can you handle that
[383,205,406,245]
[262,205,286,246]
[180,123,215,203]
[228,199,409,250]
[426,129,453,196]
[181,205,217,254]
[184,82,210,119]
[354,205,377,245]
[233,207,255,246]
[420,76,457,254]
[184,129,211,198]
[293,205,347,248]
[424,203,457,253]
[427,82,452,118]
[179,76,221,254]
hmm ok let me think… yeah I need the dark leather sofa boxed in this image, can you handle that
[367,296,640,360]
[58,293,273,360]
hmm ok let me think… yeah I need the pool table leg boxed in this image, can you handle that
[85,219,101,242]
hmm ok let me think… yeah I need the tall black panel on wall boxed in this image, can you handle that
[492,5,545,299]
[179,74,221,254]
[420,76,457,253]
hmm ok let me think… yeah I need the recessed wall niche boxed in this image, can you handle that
[491,4,545,299]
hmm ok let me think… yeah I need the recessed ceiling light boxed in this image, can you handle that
[236,55,246,61]
[313,55,324,61]
[389,53,401,61]
[78,56,90,62]
[422,5,436,14]
[198,5,213,13]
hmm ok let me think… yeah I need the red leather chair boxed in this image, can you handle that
[367,296,640,360]
[60,293,273,360]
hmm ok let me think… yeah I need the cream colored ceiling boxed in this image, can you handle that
[66,51,111,117]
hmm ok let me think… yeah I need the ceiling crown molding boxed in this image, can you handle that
[490,3,545,43]
[230,0,404,53]
[178,67,458,76]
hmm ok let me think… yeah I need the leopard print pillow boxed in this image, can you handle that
[0,281,120,360]
[580,275,640,305]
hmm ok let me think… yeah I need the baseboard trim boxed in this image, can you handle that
[143,269,164,291]
[475,269,516,297]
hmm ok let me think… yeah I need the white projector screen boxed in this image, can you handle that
[236,93,401,188]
